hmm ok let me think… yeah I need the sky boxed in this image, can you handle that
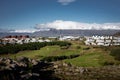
[0,0,120,32]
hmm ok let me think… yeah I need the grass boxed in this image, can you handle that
[64,42,119,67]
[1,45,81,60]
[64,53,101,67]
[0,41,120,67]
[1,46,60,59]
[64,52,118,67]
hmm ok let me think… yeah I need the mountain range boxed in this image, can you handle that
[0,29,120,38]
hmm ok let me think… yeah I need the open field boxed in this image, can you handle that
[0,41,120,67]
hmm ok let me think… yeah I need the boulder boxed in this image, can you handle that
[21,73,32,79]
[32,73,40,77]
[31,59,38,65]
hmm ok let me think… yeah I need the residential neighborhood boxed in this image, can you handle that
[84,36,120,46]
[0,35,51,45]
[0,35,120,46]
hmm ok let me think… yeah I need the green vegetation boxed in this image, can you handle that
[0,41,71,54]
[41,54,80,62]
[65,52,119,67]
[0,41,120,67]
[110,48,120,61]
[64,53,101,67]
[3,46,61,59]
[1,45,80,59]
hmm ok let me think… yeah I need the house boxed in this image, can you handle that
[105,40,111,43]
[96,39,104,46]
[30,38,37,42]
[97,42,104,46]
[59,36,74,41]
[96,39,104,43]
[24,38,30,43]
[2,40,9,45]
[84,37,95,45]
[38,40,44,42]
[16,40,23,44]
[44,39,51,42]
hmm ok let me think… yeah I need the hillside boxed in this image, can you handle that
[113,32,120,36]
[0,30,120,38]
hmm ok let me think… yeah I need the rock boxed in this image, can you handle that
[65,72,72,75]
[32,73,40,77]
[63,63,68,67]
[21,73,32,79]
[0,58,2,60]
[9,64,16,68]
[0,61,6,66]
[16,62,27,67]
[5,66,12,70]
[53,65,58,69]
[19,70,24,74]
[17,57,29,63]
[75,68,80,72]
[79,68,85,74]
[4,58,11,65]
[31,59,38,65]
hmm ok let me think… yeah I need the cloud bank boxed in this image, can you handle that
[8,20,120,33]
[35,20,120,30]
[57,0,76,5]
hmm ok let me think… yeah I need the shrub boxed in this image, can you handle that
[83,47,90,50]
[76,46,81,49]
[110,48,120,61]
[102,61,114,66]
[41,54,80,62]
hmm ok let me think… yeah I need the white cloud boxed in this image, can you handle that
[10,29,38,33]
[35,20,120,30]
[57,0,76,5]
[8,20,120,33]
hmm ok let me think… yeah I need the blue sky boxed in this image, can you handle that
[0,0,120,32]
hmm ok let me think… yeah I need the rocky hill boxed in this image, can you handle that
[0,57,120,80]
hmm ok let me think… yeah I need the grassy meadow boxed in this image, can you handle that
[0,41,120,67]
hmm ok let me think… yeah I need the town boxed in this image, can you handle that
[0,35,120,46]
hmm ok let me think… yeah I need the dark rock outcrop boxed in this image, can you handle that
[0,57,59,80]
[53,62,120,80]
[0,57,120,80]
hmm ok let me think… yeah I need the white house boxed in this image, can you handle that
[38,39,44,42]
[30,38,37,42]
[44,39,51,42]
[59,36,74,41]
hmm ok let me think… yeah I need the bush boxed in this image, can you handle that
[41,54,80,62]
[76,46,81,49]
[102,61,115,66]
[83,47,90,50]
[110,48,120,61]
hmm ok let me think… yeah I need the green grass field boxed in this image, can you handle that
[1,46,60,59]
[64,52,119,67]
[0,41,119,67]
